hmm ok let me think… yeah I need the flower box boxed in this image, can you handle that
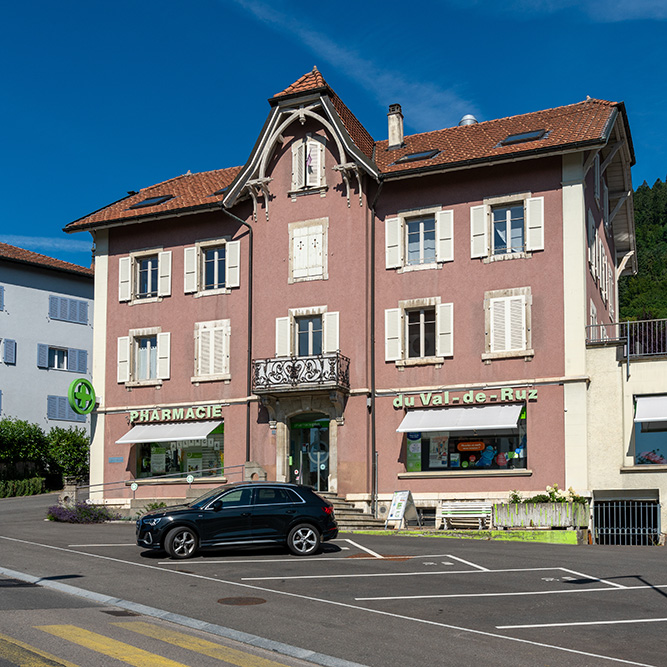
[493,502,589,529]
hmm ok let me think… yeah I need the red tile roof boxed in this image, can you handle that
[0,242,93,277]
[273,66,327,98]
[66,166,243,231]
[375,98,618,174]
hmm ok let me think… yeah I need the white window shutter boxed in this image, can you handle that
[118,257,131,302]
[508,296,526,351]
[601,250,608,302]
[117,336,130,383]
[384,308,403,361]
[184,246,197,293]
[218,320,231,375]
[435,303,454,357]
[306,139,323,188]
[385,217,403,269]
[292,141,305,190]
[307,227,324,277]
[158,251,172,297]
[195,322,208,376]
[275,317,291,357]
[470,205,488,258]
[587,209,595,269]
[323,311,340,354]
[436,210,454,263]
[490,298,507,353]
[525,196,544,251]
[226,240,241,288]
[602,180,609,226]
[156,332,170,379]
[292,226,309,279]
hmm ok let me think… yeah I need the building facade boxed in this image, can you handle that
[0,243,94,433]
[65,69,661,529]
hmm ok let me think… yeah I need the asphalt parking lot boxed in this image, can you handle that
[1,494,666,666]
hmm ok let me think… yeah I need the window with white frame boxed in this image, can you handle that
[289,219,327,283]
[193,319,231,381]
[385,298,453,364]
[37,344,87,373]
[275,308,339,358]
[483,287,533,359]
[119,250,172,303]
[184,239,240,295]
[471,193,544,260]
[291,136,326,192]
[117,328,170,384]
[386,208,453,271]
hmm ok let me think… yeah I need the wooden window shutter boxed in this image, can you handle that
[3,339,16,364]
[117,337,130,383]
[156,332,170,379]
[385,217,403,269]
[307,226,324,277]
[436,303,454,357]
[37,344,49,368]
[157,251,172,297]
[470,205,488,258]
[118,257,131,302]
[275,317,291,357]
[508,296,526,351]
[436,210,454,263]
[490,297,525,353]
[184,246,197,293]
[306,139,323,188]
[292,226,309,279]
[384,308,403,361]
[525,197,545,251]
[0,285,4,311]
[67,348,79,372]
[226,240,241,288]
[292,141,305,190]
[323,311,339,354]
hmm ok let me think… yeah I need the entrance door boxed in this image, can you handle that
[289,414,329,492]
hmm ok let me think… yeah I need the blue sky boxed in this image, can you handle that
[1,0,665,268]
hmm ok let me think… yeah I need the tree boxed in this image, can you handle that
[46,427,90,480]
[0,418,49,475]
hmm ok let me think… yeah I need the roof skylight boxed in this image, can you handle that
[394,149,440,164]
[129,195,174,209]
[500,129,547,146]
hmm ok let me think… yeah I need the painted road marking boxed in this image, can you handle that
[242,569,476,581]
[0,632,79,667]
[115,621,294,666]
[498,617,667,630]
[157,553,458,565]
[2,537,661,667]
[344,538,384,558]
[446,554,490,571]
[560,567,628,589]
[69,543,136,547]
[37,625,189,667]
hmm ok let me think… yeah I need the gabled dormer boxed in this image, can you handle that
[223,67,379,219]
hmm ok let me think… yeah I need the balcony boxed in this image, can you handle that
[252,352,350,395]
[586,319,667,358]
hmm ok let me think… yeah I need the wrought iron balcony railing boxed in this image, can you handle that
[586,318,667,358]
[252,352,350,394]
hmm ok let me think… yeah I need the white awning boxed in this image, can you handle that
[634,396,667,423]
[396,404,523,433]
[116,421,222,444]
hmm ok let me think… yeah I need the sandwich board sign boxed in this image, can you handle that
[385,490,421,529]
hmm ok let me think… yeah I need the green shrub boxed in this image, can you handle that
[47,502,120,523]
[46,427,90,480]
[506,484,587,505]
[0,477,46,498]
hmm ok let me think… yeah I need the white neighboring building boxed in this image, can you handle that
[0,243,94,433]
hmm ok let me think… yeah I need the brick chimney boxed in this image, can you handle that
[387,104,404,150]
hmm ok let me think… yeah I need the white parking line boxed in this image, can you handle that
[344,538,384,559]
[447,554,490,571]
[498,617,667,629]
[68,543,136,547]
[560,567,628,589]
[242,569,475,581]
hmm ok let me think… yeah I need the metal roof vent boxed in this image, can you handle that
[458,114,478,126]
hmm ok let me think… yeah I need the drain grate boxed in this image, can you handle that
[218,597,266,606]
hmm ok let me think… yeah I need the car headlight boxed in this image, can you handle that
[144,517,164,527]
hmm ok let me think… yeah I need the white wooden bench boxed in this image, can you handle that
[439,501,493,530]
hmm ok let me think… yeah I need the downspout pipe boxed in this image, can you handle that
[369,177,384,516]
[221,205,253,464]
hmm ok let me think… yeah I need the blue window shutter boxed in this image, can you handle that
[57,396,67,420]
[78,301,88,324]
[0,285,4,311]
[49,296,59,319]
[67,349,77,372]
[4,339,16,364]
[78,349,87,374]
[47,396,58,419]
[37,344,49,368]
[68,299,78,323]
[0,389,3,414]
[59,298,68,321]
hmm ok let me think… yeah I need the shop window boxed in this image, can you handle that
[633,396,667,466]
[136,427,224,478]
[183,239,240,295]
[405,410,527,473]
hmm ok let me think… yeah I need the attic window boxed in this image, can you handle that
[500,130,547,146]
[211,186,229,196]
[395,149,440,164]
[129,195,174,209]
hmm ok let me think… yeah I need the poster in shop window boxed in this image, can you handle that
[429,436,449,468]
[406,433,422,472]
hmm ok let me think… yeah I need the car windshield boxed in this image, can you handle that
[188,485,230,508]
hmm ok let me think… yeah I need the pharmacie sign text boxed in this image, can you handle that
[393,387,538,409]
[129,404,224,423]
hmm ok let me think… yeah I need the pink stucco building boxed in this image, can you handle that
[65,68,637,520]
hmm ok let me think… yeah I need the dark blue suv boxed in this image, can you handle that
[136,482,338,559]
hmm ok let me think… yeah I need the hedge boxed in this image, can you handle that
[0,477,46,498]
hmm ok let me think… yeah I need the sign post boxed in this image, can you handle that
[385,490,422,530]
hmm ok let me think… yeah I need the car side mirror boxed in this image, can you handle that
[211,500,223,511]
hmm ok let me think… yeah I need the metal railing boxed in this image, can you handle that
[252,351,350,393]
[586,318,667,358]
[592,500,662,546]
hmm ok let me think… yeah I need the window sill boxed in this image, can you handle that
[127,296,163,306]
[194,288,231,298]
[396,356,446,368]
[397,262,441,274]
[288,186,328,200]
[125,379,163,388]
[191,375,231,384]
[620,465,667,474]
[288,273,327,284]
[482,349,534,361]
[399,469,532,479]
[483,251,532,264]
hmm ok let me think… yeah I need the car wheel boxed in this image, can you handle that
[287,524,321,556]
[165,527,198,559]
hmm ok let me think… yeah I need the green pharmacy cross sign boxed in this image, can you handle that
[68,378,96,415]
